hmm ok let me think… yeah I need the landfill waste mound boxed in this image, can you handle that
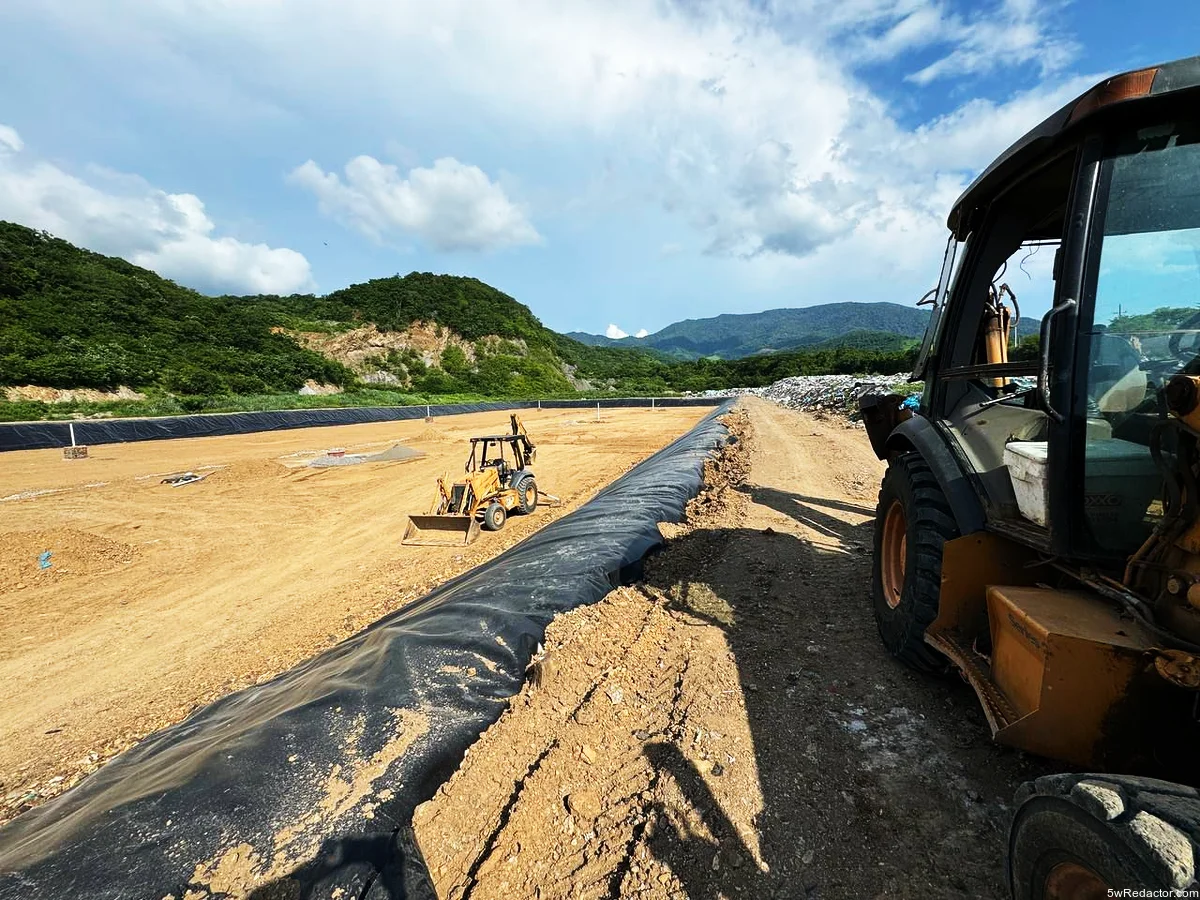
[700,374,916,417]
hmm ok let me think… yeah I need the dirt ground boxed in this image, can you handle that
[0,405,709,823]
[413,397,1062,900]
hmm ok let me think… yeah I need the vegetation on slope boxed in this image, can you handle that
[0,221,920,421]
[0,224,350,396]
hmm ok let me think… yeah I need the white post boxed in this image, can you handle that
[69,423,77,447]
[538,399,541,410]
[596,402,600,422]
[651,397,656,410]
[426,404,431,417]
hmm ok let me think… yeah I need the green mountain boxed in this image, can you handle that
[0,223,350,396]
[0,221,671,401]
[0,221,919,419]
[568,302,931,359]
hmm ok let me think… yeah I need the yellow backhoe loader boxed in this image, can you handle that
[861,56,1200,898]
[402,414,544,547]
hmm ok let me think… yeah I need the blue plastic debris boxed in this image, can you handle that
[38,551,52,570]
[901,395,921,411]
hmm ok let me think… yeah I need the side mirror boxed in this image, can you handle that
[1038,298,1076,423]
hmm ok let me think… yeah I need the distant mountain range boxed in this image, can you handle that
[566,302,931,360]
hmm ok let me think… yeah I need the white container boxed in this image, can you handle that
[1004,441,1049,526]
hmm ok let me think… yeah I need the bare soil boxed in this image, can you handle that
[3,385,147,404]
[0,405,708,822]
[413,397,1062,900]
[284,321,494,376]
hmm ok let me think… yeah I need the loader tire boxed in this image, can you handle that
[1009,773,1200,898]
[872,451,957,674]
[483,502,507,532]
[513,474,538,514]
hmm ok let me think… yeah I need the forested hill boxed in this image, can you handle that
[0,223,349,395]
[569,302,930,359]
[0,221,673,398]
[0,221,921,418]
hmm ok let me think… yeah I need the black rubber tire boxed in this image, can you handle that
[1009,773,1200,898]
[871,451,958,673]
[513,474,538,515]
[483,502,507,532]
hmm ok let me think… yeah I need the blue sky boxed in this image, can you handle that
[0,1,1195,338]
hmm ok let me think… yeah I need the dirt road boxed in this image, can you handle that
[414,397,1060,899]
[0,405,709,821]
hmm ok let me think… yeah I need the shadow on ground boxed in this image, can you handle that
[237,485,1059,900]
[637,484,1061,899]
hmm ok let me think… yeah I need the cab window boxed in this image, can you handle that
[1080,120,1200,554]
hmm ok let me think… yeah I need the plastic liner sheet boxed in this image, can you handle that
[0,397,722,452]
[0,402,734,900]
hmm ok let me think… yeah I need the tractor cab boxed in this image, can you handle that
[467,432,535,488]
[861,57,1200,899]
[867,58,1200,583]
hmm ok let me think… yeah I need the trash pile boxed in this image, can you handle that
[702,374,918,417]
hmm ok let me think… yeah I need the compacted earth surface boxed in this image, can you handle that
[413,397,1063,900]
[0,405,709,822]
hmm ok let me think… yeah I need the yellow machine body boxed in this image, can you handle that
[402,415,543,547]
[925,534,1188,772]
[401,468,524,547]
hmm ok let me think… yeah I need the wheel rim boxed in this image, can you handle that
[526,484,537,507]
[881,499,907,610]
[1043,861,1110,900]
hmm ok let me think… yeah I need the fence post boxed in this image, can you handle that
[69,423,77,447]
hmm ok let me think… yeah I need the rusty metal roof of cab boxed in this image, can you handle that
[948,56,1200,239]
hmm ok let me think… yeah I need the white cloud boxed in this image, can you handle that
[634,329,649,338]
[605,323,628,339]
[289,155,540,252]
[7,0,1096,307]
[0,124,23,154]
[0,124,313,294]
[816,0,1077,85]
[905,0,1078,86]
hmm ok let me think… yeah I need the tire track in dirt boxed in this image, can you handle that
[413,398,1063,899]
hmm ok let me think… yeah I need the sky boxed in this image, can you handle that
[0,1,1197,338]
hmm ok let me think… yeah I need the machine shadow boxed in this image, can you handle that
[241,484,1051,899]
[636,485,1054,898]
[243,826,436,900]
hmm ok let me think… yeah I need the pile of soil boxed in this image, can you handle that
[413,413,756,900]
[0,529,139,588]
[412,426,452,442]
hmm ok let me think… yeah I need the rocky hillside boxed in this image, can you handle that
[0,221,598,398]
[0,221,923,416]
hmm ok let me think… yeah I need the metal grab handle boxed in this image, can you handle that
[1039,297,1076,423]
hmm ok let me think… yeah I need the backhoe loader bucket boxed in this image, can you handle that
[401,514,481,547]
